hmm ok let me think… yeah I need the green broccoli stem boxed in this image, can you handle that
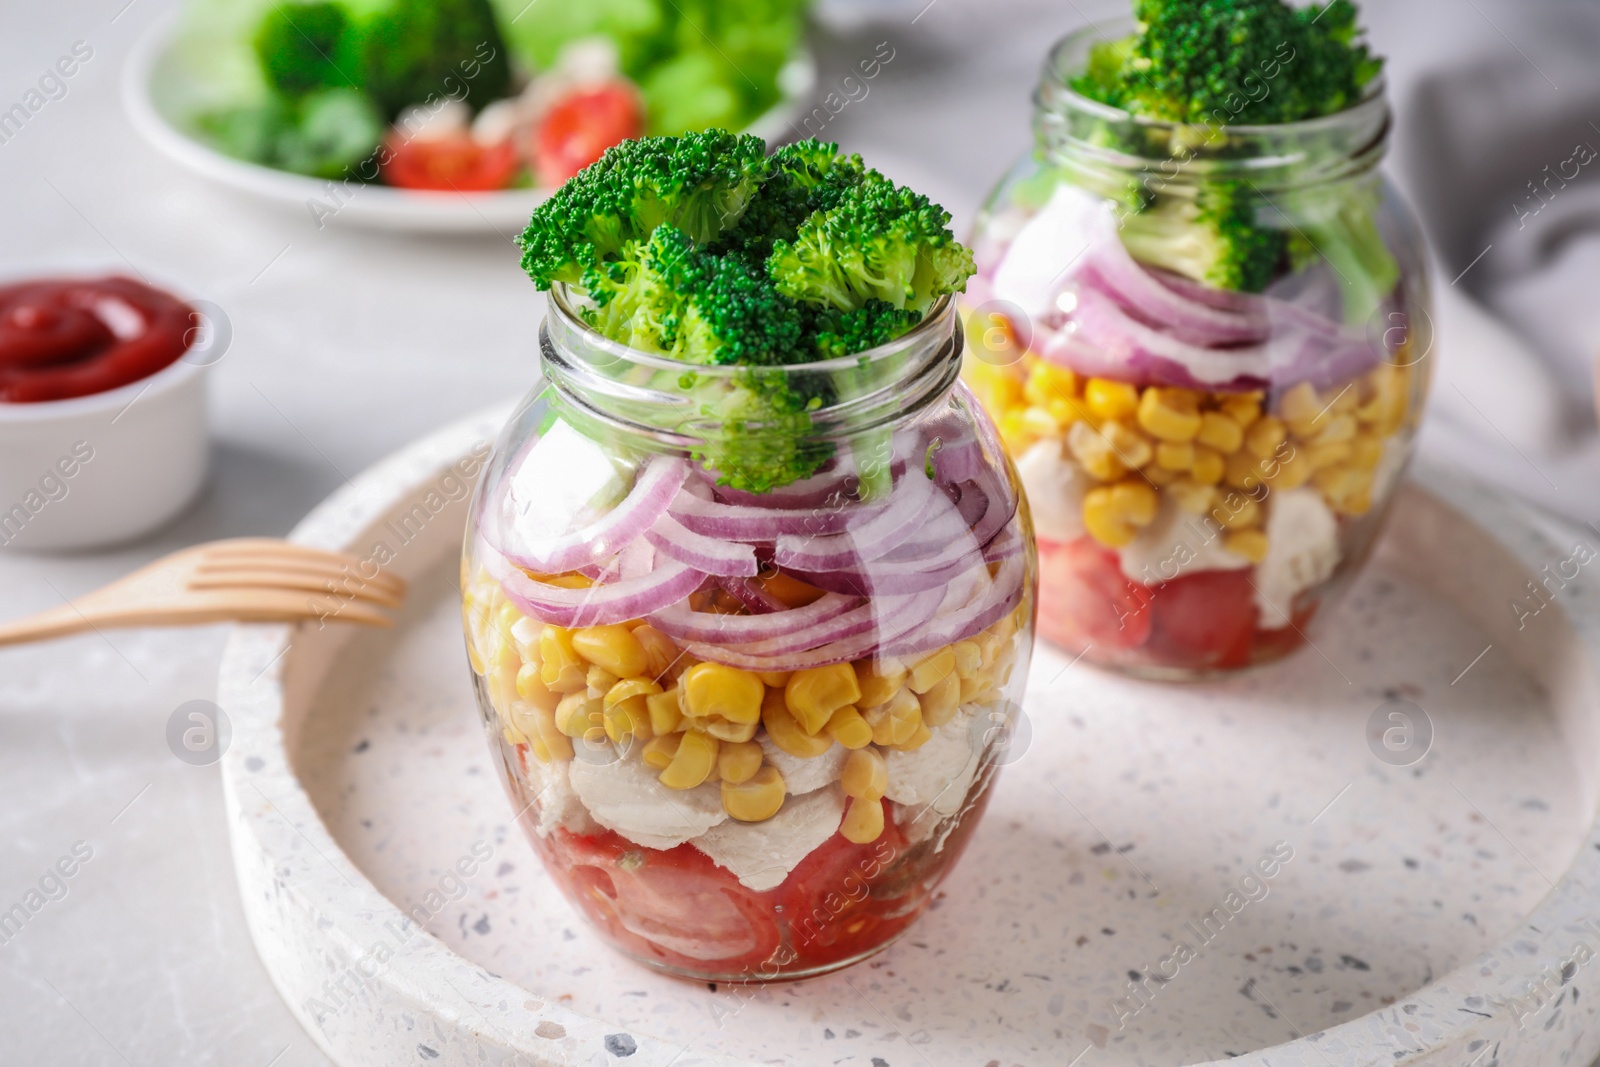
[1286,182,1398,325]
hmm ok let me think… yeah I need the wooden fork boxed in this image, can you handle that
[0,538,407,647]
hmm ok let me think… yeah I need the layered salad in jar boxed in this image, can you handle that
[462,133,1036,980]
[963,0,1431,676]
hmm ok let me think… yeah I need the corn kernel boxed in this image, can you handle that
[918,670,962,727]
[683,663,765,725]
[1220,395,1262,425]
[660,730,719,790]
[642,733,680,770]
[1279,381,1322,433]
[999,409,1037,456]
[704,716,759,743]
[1155,441,1194,471]
[721,765,786,822]
[1305,441,1353,471]
[1021,407,1057,438]
[571,625,647,678]
[841,747,888,800]
[897,722,934,751]
[1143,463,1181,486]
[1082,486,1137,548]
[515,662,560,713]
[1214,496,1261,529]
[1190,446,1226,486]
[1225,529,1270,563]
[1350,433,1384,471]
[603,696,651,744]
[1103,422,1154,469]
[1136,387,1202,442]
[1269,448,1314,490]
[1197,411,1244,453]
[908,648,956,694]
[1225,450,1266,491]
[539,626,586,693]
[840,796,885,843]
[1066,421,1126,482]
[465,634,487,676]
[1047,398,1084,428]
[632,624,679,680]
[1111,479,1160,525]
[1244,416,1287,458]
[645,687,683,735]
[718,740,764,784]
[1168,478,1215,515]
[605,678,661,708]
[854,659,907,708]
[1308,413,1357,448]
[555,693,603,740]
[762,689,834,757]
[1314,464,1372,510]
[825,705,874,749]
[509,615,542,659]
[1339,486,1374,515]
[523,733,550,763]
[1030,361,1079,398]
[786,664,862,733]
[757,671,792,688]
[951,641,983,678]
[585,665,617,699]
[959,670,996,703]
[863,688,920,747]
[1085,378,1140,421]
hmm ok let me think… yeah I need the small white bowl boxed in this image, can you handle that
[0,342,210,552]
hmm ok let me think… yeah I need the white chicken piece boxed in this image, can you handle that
[1253,488,1341,628]
[567,755,727,850]
[1015,439,1088,544]
[693,786,847,892]
[758,737,848,797]
[523,755,596,838]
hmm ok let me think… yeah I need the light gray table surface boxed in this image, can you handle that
[0,0,1587,1064]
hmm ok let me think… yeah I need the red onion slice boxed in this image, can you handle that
[688,586,945,671]
[712,593,925,658]
[882,555,1027,658]
[716,576,788,614]
[1085,219,1269,346]
[481,536,707,628]
[772,469,938,572]
[669,491,885,539]
[494,457,688,574]
[645,512,759,578]
[646,591,861,644]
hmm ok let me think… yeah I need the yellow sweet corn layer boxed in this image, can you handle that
[465,566,1027,834]
[964,352,1418,553]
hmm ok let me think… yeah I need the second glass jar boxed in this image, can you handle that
[961,24,1433,678]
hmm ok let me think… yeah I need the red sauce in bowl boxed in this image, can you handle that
[0,276,196,403]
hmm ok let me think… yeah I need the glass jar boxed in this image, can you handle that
[961,23,1433,679]
[461,287,1036,981]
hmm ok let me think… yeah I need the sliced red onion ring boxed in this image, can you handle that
[495,457,688,574]
[645,512,759,577]
[688,586,945,671]
[669,490,885,539]
[1086,225,1268,346]
[882,555,1027,658]
[481,536,707,628]
[712,593,924,658]
[772,469,937,572]
[716,576,788,614]
[1073,283,1272,385]
[646,591,860,644]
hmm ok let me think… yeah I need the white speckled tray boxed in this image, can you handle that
[219,405,1600,1067]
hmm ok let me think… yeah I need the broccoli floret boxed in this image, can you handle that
[768,170,975,313]
[357,0,511,120]
[519,131,769,289]
[1120,182,1285,293]
[713,140,868,259]
[693,370,829,493]
[808,301,925,360]
[254,2,351,97]
[1283,182,1398,324]
[1074,0,1383,126]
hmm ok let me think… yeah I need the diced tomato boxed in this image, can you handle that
[1145,568,1259,670]
[1036,535,1153,653]
[533,84,643,187]
[380,133,519,192]
[778,818,912,967]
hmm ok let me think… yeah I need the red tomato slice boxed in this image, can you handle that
[1146,568,1259,670]
[1036,535,1154,653]
[534,84,642,187]
[380,134,519,192]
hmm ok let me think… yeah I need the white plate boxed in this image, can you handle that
[217,405,1600,1066]
[122,19,818,234]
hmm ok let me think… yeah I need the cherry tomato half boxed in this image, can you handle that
[1036,535,1154,654]
[534,84,643,187]
[380,133,519,192]
[1146,567,1259,670]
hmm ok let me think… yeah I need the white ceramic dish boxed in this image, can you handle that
[0,313,210,553]
[123,18,819,235]
[216,405,1600,1066]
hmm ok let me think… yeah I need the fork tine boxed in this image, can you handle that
[193,554,406,599]
[173,588,396,628]
[188,569,405,609]
[201,541,407,596]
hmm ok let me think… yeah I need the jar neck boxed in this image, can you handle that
[538,286,965,454]
[1034,21,1392,197]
